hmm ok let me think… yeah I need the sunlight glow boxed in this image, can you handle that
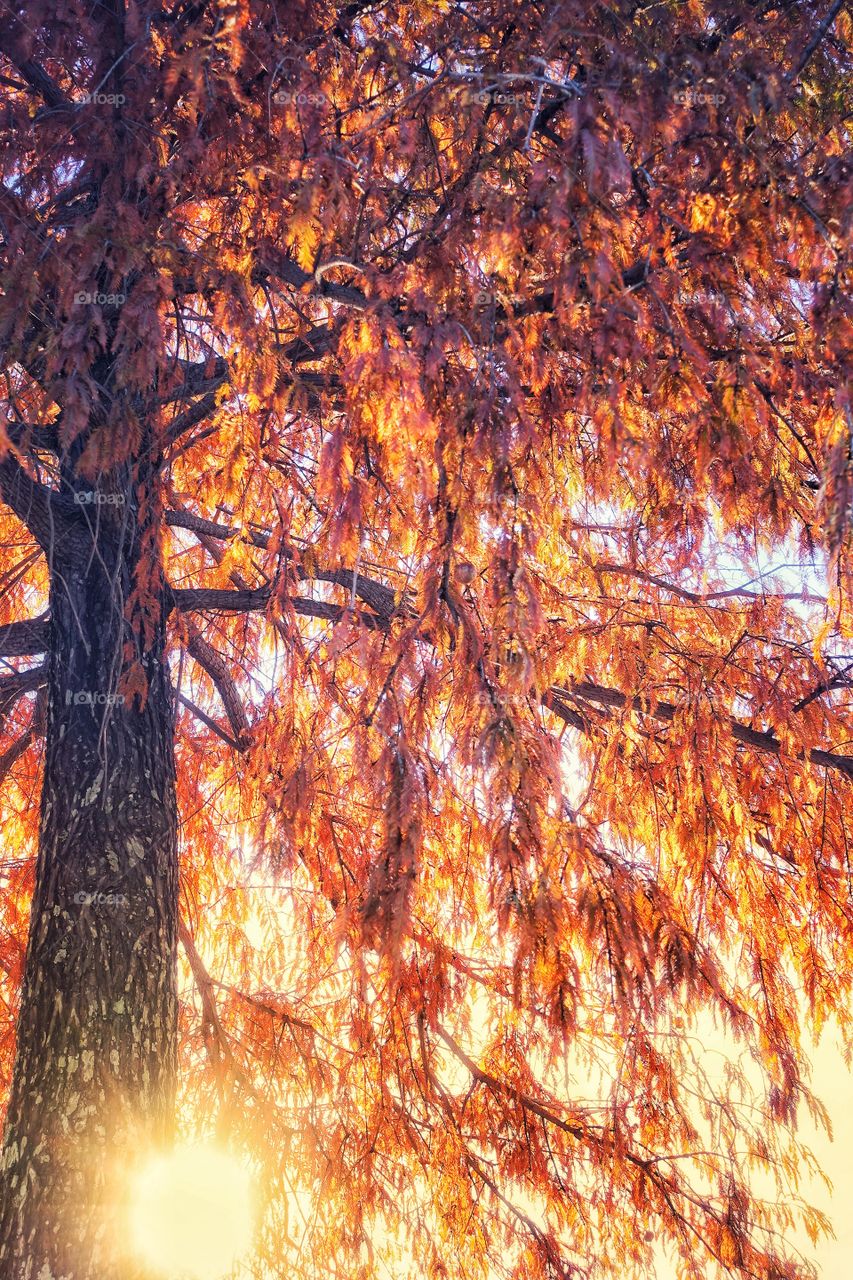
[128,1143,254,1278]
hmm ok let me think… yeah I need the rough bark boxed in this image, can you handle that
[0,495,178,1279]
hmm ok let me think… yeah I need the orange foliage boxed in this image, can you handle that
[0,1,851,1278]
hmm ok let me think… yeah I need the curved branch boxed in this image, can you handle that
[185,621,251,746]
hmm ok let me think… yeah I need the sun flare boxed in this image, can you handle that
[128,1143,254,1278]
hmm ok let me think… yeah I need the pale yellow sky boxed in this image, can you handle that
[172,1029,851,1280]
[209,892,853,1280]
[798,1034,853,1279]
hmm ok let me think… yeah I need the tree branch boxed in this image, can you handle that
[591,562,825,604]
[257,244,368,309]
[158,358,229,405]
[0,615,50,657]
[287,597,391,630]
[433,1025,734,1268]
[0,17,71,111]
[177,916,304,1139]
[166,508,259,546]
[171,587,270,614]
[165,510,400,616]
[785,0,845,83]
[2,420,61,453]
[0,684,46,785]
[0,456,76,549]
[171,585,391,631]
[185,621,251,746]
[548,679,853,780]
[175,691,248,751]
[172,584,853,776]
[0,725,35,786]
[163,390,222,446]
[0,664,47,729]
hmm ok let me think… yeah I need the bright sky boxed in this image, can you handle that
[175,537,849,1279]
[658,1027,853,1277]
[797,1033,853,1278]
[211,893,853,1280]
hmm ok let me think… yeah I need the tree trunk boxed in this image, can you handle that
[0,507,178,1279]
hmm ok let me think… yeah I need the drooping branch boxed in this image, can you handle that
[178,917,235,1078]
[432,1025,752,1275]
[463,1149,587,1280]
[415,1018,589,1280]
[177,918,303,1140]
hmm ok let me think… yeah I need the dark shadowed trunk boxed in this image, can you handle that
[0,477,178,1279]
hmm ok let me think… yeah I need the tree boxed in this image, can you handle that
[0,0,850,1276]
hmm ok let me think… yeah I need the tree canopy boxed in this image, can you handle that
[0,1,851,1278]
